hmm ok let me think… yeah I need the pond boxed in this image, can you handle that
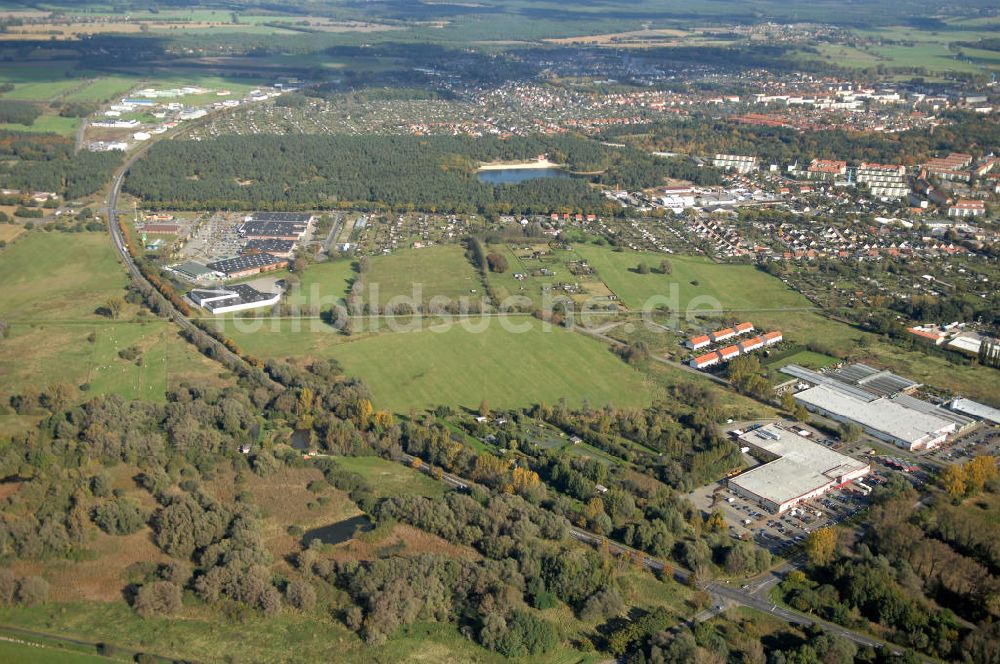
[290,428,312,450]
[477,167,572,185]
[302,515,374,547]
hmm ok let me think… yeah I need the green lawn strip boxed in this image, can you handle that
[0,639,111,664]
[572,246,811,313]
[330,455,446,498]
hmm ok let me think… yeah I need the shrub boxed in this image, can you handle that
[93,497,147,535]
[133,581,182,618]
[132,581,181,618]
[16,576,49,605]
[285,579,316,611]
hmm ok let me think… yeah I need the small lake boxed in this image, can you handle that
[290,428,312,450]
[302,515,374,547]
[477,167,572,185]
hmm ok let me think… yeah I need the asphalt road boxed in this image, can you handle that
[394,451,901,654]
[97,95,906,661]
[102,114,282,389]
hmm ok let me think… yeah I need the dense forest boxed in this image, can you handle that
[122,134,706,214]
[0,131,121,200]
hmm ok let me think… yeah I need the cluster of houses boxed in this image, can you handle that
[686,322,784,370]
[908,322,994,357]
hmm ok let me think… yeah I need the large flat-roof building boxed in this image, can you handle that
[729,424,870,513]
[169,261,219,284]
[712,154,757,174]
[207,253,288,279]
[793,383,956,451]
[188,284,281,314]
[189,284,281,314]
[242,238,296,258]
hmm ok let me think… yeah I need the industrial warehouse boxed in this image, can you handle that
[188,284,281,314]
[206,253,289,279]
[728,424,871,513]
[783,363,974,451]
[167,211,312,284]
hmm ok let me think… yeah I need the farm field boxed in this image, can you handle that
[365,244,480,306]
[0,63,82,101]
[0,114,80,136]
[330,322,654,413]
[573,246,812,313]
[0,232,228,405]
[287,257,356,309]
[62,75,138,102]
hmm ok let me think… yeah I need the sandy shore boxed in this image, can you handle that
[477,158,562,171]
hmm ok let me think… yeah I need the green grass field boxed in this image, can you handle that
[0,232,128,320]
[0,64,82,101]
[62,75,138,102]
[366,245,481,306]
[766,349,839,372]
[332,456,446,497]
[222,316,655,413]
[0,640,109,664]
[0,114,81,136]
[288,257,356,309]
[0,232,228,404]
[573,246,811,313]
[328,322,654,413]
[0,601,599,664]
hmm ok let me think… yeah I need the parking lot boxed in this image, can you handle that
[691,481,873,556]
[924,424,1000,465]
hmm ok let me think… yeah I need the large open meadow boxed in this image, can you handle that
[365,244,481,307]
[573,245,812,313]
[0,231,228,408]
[222,315,654,413]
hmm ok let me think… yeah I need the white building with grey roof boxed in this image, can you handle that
[729,424,870,513]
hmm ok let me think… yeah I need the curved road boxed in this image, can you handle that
[106,155,250,374]
[396,451,903,655]
[101,101,905,661]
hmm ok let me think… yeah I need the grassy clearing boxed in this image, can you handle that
[0,114,80,136]
[329,322,654,413]
[0,224,23,242]
[288,257,356,309]
[331,456,446,498]
[240,466,362,560]
[0,231,229,404]
[0,63,81,101]
[62,75,138,102]
[366,244,481,306]
[0,602,363,664]
[0,232,126,320]
[765,349,839,372]
[488,242,614,308]
[0,319,231,403]
[573,246,811,312]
